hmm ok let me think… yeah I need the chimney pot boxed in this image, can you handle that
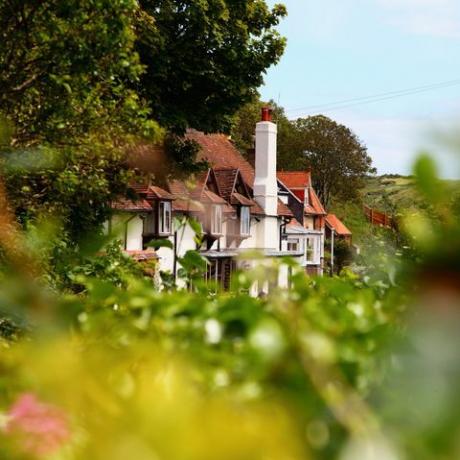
[261,106,272,122]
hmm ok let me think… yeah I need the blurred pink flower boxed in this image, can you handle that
[4,393,70,457]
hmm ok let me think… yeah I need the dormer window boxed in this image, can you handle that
[240,206,250,235]
[211,205,223,235]
[158,201,172,235]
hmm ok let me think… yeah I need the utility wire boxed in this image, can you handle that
[286,78,460,115]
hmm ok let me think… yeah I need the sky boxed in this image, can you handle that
[260,0,460,178]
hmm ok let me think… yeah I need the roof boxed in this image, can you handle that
[124,249,159,261]
[285,219,310,235]
[213,167,239,201]
[277,199,294,217]
[112,198,152,212]
[307,188,327,216]
[277,171,311,189]
[326,214,352,236]
[230,192,255,207]
[187,130,255,186]
[147,186,175,201]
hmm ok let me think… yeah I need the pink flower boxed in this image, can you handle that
[4,393,70,457]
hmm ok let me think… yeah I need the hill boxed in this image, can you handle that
[330,175,460,248]
[364,174,460,214]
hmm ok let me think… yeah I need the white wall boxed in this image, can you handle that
[304,216,315,229]
[125,216,144,251]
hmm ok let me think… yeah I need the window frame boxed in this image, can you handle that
[287,239,299,252]
[210,205,223,235]
[158,201,172,235]
[306,236,320,264]
[240,206,251,236]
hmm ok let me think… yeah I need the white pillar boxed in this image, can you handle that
[254,120,278,217]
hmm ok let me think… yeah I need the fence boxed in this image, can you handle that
[363,205,397,230]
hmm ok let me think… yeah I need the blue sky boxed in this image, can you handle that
[260,0,460,178]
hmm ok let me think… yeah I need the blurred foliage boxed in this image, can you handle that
[0,152,459,460]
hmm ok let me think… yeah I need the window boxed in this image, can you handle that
[287,239,299,252]
[240,206,250,235]
[211,205,223,235]
[158,201,172,234]
[306,237,317,263]
[144,213,156,235]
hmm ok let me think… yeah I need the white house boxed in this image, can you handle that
[110,108,339,292]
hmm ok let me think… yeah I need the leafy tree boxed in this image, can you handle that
[136,1,287,133]
[231,97,294,158]
[278,115,376,208]
[0,0,157,146]
[0,1,288,240]
[0,1,162,240]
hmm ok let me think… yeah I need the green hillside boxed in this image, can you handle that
[364,175,460,214]
[331,175,460,248]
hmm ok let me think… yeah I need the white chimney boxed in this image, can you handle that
[254,107,278,216]
[253,107,279,250]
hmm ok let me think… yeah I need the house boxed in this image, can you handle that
[109,108,334,292]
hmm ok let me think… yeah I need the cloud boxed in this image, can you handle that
[376,0,460,38]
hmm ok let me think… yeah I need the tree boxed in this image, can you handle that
[136,1,287,134]
[231,97,294,158]
[0,1,288,240]
[0,0,158,147]
[0,1,161,240]
[278,115,375,208]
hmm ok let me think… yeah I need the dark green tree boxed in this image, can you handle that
[136,1,287,133]
[231,97,293,158]
[0,0,161,239]
[278,115,376,208]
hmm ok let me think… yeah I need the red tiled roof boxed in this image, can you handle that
[130,183,149,194]
[308,188,327,216]
[124,249,159,261]
[277,199,294,217]
[112,198,152,212]
[213,167,238,201]
[326,214,352,236]
[202,189,228,205]
[230,192,255,207]
[186,130,255,186]
[147,186,175,201]
[277,171,311,189]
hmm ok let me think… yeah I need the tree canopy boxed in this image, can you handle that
[280,116,376,208]
[136,0,287,133]
[232,99,375,208]
[0,0,287,239]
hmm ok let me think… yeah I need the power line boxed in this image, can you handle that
[285,78,460,115]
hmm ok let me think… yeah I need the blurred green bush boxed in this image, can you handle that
[0,154,459,460]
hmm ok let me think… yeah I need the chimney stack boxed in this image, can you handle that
[254,107,278,217]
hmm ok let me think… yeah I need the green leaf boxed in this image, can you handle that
[147,239,173,250]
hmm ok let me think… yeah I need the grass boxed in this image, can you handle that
[363,174,460,215]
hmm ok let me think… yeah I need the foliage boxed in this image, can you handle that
[332,239,353,274]
[232,101,375,208]
[163,135,209,178]
[0,0,155,146]
[231,97,293,156]
[0,1,158,240]
[1,151,460,459]
[278,116,375,208]
[136,0,287,134]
